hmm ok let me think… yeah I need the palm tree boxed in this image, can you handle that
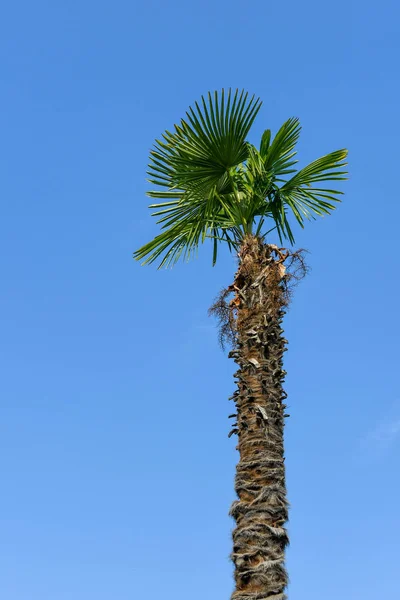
[134,90,347,600]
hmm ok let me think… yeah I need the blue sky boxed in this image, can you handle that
[1,0,399,598]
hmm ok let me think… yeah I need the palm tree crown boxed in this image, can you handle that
[134,89,347,267]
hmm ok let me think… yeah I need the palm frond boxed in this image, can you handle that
[279,149,348,227]
[148,89,262,197]
[261,118,301,176]
[134,188,240,267]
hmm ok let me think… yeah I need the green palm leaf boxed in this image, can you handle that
[134,90,348,267]
[148,89,262,195]
[279,149,348,228]
[261,117,301,176]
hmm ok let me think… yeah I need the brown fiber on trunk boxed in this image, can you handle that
[228,236,290,600]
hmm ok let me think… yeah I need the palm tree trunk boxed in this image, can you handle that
[229,236,289,600]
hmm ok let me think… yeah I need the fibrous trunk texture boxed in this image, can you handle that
[229,236,290,600]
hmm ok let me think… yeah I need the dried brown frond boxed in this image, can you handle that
[209,245,308,350]
[281,248,309,305]
[208,287,237,350]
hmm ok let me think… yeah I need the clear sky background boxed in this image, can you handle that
[1,1,399,598]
